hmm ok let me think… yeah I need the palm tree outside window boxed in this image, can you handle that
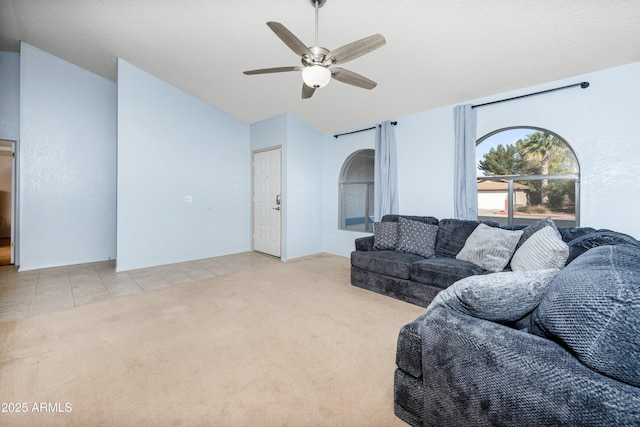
[476,127,580,227]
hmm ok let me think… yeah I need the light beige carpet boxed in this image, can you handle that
[0,253,424,426]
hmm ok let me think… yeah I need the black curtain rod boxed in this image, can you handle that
[472,81,589,109]
[334,121,398,138]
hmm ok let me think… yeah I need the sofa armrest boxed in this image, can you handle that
[417,307,640,426]
[566,230,640,264]
[354,235,375,251]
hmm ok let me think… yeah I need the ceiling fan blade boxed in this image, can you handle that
[327,34,386,65]
[267,22,313,58]
[243,66,300,75]
[331,67,377,90]
[302,83,316,99]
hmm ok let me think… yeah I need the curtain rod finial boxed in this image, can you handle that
[581,82,590,89]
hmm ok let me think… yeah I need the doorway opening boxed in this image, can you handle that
[0,140,15,265]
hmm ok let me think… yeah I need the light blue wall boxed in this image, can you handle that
[475,63,640,237]
[250,113,286,151]
[19,43,117,270]
[249,112,323,260]
[321,127,374,256]
[0,52,19,140]
[322,62,640,257]
[321,110,457,258]
[116,59,251,271]
[284,113,323,259]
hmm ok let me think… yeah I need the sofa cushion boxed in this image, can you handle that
[381,214,439,225]
[434,218,500,258]
[455,224,523,272]
[354,235,375,251]
[429,269,561,322]
[510,225,569,271]
[411,257,486,290]
[434,219,482,258]
[396,217,438,258]
[530,244,640,387]
[351,250,425,280]
[557,226,596,243]
[566,230,640,264]
[373,221,398,250]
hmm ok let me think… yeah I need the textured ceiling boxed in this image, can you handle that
[1,0,639,133]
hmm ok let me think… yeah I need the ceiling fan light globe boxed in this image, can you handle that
[302,65,331,88]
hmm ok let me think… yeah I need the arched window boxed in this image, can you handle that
[339,149,374,232]
[476,127,580,227]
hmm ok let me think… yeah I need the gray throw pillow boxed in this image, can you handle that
[396,217,438,258]
[530,244,640,387]
[515,216,558,251]
[456,224,523,272]
[373,221,398,250]
[429,269,561,322]
[511,225,569,271]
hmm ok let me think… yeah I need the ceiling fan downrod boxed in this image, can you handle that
[311,0,326,57]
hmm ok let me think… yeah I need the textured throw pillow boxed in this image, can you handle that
[455,224,523,272]
[396,217,438,258]
[429,269,561,322]
[373,222,398,250]
[511,225,569,271]
[515,217,558,251]
[530,244,640,388]
[435,219,498,258]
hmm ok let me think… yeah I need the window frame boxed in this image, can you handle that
[476,126,581,227]
[339,149,375,232]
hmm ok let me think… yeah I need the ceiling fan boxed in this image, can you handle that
[243,0,386,99]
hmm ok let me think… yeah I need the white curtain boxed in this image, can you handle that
[454,104,478,220]
[374,120,399,220]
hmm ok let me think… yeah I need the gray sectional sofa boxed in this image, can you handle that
[351,214,596,308]
[394,240,640,426]
[351,213,640,424]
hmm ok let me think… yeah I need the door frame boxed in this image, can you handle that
[0,139,16,265]
[251,146,283,259]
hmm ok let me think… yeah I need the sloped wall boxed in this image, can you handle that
[19,43,116,270]
[116,59,250,271]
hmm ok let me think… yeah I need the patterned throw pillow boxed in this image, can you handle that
[396,217,438,258]
[373,222,399,250]
[456,224,523,272]
[515,216,559,251]
[511,225,569,271]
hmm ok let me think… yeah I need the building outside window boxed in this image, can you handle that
[339,149,374,232]
[476,127,579,227]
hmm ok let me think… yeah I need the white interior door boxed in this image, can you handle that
[253,148,281,257]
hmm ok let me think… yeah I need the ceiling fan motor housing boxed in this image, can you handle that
[302,46,331,66]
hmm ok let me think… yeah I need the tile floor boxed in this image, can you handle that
[0,251,279,322]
